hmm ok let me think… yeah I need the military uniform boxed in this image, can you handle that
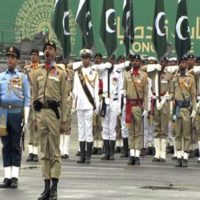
[73,49,99,164]
[24,57,40,162]
[146,64,172,161]
[100,66,123,160]
[60,66,74,159]
[124,55,148,165]
[0,46,30,189]
[171,66,196,167]
[33,41,68,200]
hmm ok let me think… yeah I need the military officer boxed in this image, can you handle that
[24,49,40,162]
[146,57,172,162]
[60,63,73,159]
[0,46,30,188]
[92,53,104,155]
[170,56,196,167]
[32,41,68,200]
[72,49,99,164]
[124,54,148,165]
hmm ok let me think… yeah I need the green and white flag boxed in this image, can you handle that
[52,0,71,58]
[152,0,167,60]
[100,0,117,57]
[76,0,94,49]
[175,0,191,59]
[122,0,134,57]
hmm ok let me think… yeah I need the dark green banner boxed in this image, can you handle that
[0,0,199,57]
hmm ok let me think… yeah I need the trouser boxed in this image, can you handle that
[37,109,61,179]
[60,116,71,155]
[121,105,129,139]
[77,109,93,142]
[175,108,191,152]
[102,101,118,141]
[128,106,143,150]
[28,109,39,147]
[1,112,23,167]
[144,115,154,148]
[93,113,103,148]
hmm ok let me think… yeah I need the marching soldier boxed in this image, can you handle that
[0,46,30,188]
[24,49,40,162]
[72,49,99,164]
[99,55,123,160]
[32,41,68,200]
[171,56,196,167]
[146,57,172,162]
[60,63,74,159]
[92,53,104,155]
[124,54,148,165]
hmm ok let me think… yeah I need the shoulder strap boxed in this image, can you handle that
[78,68,96,110]
[177,76,186,101]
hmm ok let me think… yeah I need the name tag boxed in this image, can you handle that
[161,80,167,84]
[49,76,60,82]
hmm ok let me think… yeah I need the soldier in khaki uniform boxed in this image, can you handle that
[24,49,40,162]
[32,41,68,200]
[59,64,73,159]
[123,54,148,165]
[145,57,172,162]
[171,56,196,167]
[188,58,200,162]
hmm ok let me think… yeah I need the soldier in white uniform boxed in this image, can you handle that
[72,49,99,164]
[100,56,123,160]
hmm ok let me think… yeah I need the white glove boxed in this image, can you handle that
[95,106,99,114]
[24,106,30,125]
[190,110,196,121]
[193,66,200,74]
[123,97,127,105]
[196,102,200,109]
[155,64,162,71]
[71,108,76,114]
[157,102,163,110]
[142,110,148,118]
[105,62,112,69]
[125,61,130,67]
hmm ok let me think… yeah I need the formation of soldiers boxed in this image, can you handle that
[1,41,200,200]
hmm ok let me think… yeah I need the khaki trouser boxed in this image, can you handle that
[93,113,102,140]
[195,114,200,141]
[128,106,143,150]
[37,109,61,179]
[28,109,39,146]
[154,101,169,139]
[175,108,191,152]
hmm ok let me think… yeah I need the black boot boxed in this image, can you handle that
[135,157,140,165]
[77,142,85,163]
[85,142,93,163]
[109,140,116,160]
[49,178,58,200]
[26,153,33,162]
[101,140,110,160]
[175,158,182,167]
[120,138,129,158]
[182,159,188,167]
[10,178,18,189]
[0,178,11,188]
[38,179,50,200]
[127,157,135,165]
[33,154,39,162]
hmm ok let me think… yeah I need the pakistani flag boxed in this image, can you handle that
[76,0,94,49]
[100,0,117,57]
[122,0,134,56]
[175,0,191,59]
[152,0,167,60]
[52,0,71,58]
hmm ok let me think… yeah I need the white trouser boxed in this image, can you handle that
[77,109,93,142]
[60,135,70,155]
[121,106,129,138]
[144,117,154,148]
[102,101,118,140]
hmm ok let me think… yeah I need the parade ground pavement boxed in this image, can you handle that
[0,115,200,200]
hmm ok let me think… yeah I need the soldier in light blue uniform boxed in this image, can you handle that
[0,46,30,189]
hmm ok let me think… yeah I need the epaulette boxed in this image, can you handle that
[116,70,121,73]
[56,64,65,71]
